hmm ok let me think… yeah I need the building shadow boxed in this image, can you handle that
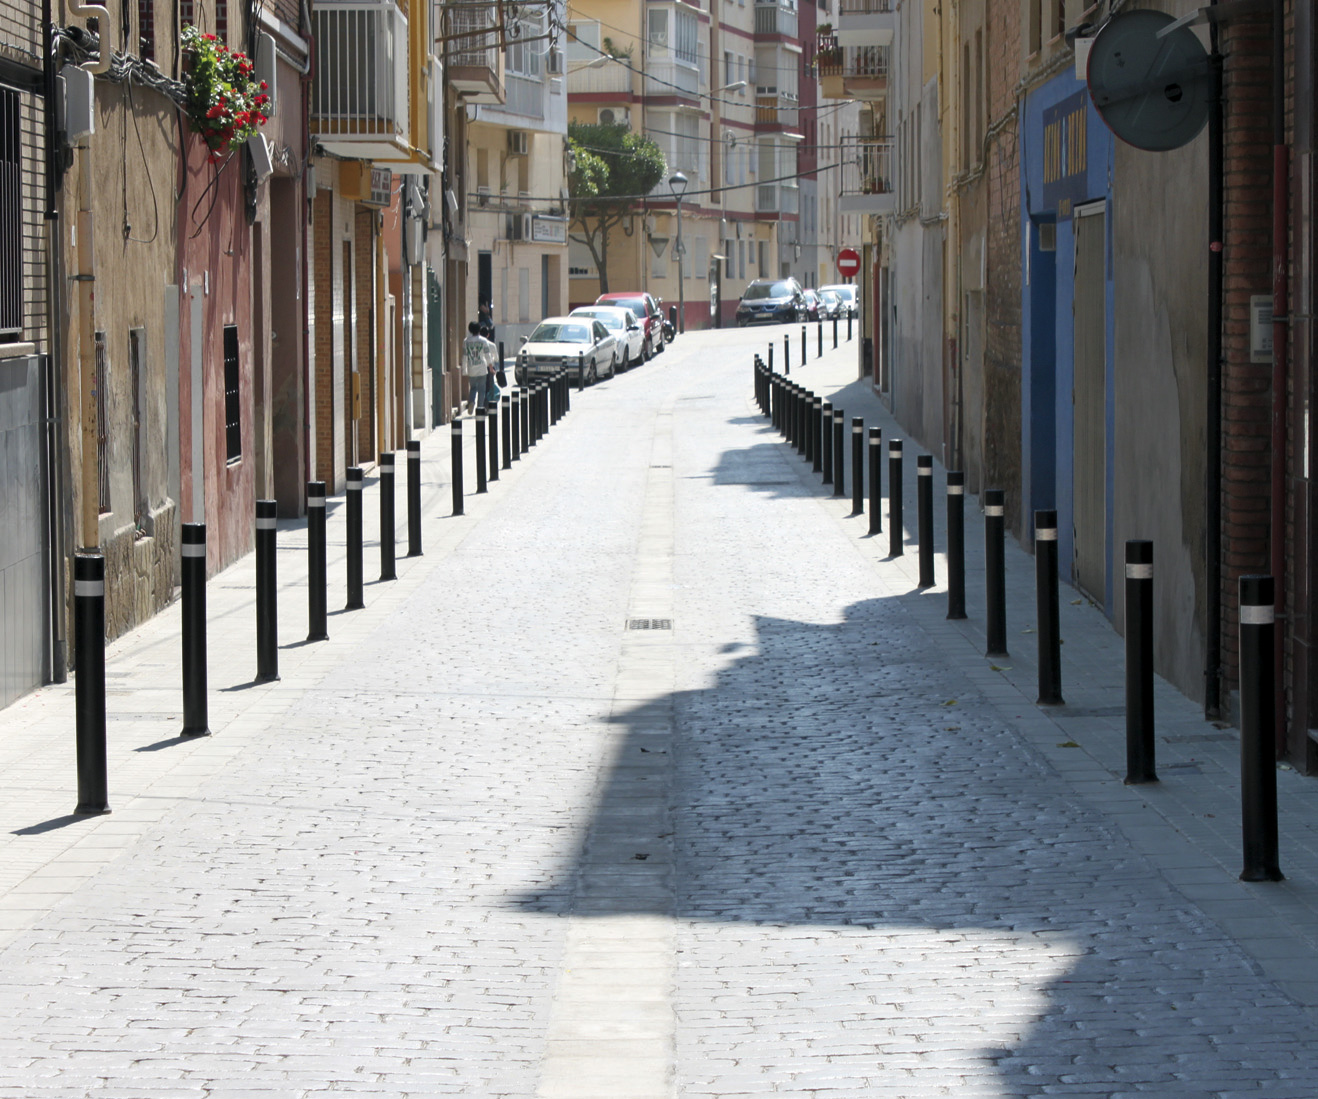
[514,598,1318,1093]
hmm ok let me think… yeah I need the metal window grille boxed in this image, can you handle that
[223,324,241,462]
[95,330,110,513]
[0,87,21,340]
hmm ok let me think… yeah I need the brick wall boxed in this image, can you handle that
[355,206,376,462]
[1219,14,1276,701]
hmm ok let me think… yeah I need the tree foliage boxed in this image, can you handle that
[567,121,667,293]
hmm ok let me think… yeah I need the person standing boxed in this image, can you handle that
[478,300,495,345]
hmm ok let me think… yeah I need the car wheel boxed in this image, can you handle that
[656,335,665,354]
[587,362,598,385]
[620,348,629,372]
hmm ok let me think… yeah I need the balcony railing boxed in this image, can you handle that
[566,60,633,96]
[445,2,504,102]
[817,34,890,91]
[503,73,545,119]
[839,0,892,12]
[840,135,894,197]
[757,181,799,215]
[644,57,701,99]
[311,0,409,153]
[754,0,798,38]
[755,92,799,131]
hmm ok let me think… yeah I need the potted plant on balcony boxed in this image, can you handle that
[816,22,833,35]
[181,25,271,162]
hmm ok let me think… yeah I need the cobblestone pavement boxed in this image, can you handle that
[0,327,1316,1097]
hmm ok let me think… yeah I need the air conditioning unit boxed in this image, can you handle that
[507,130,529,156]
[506,212,533,240]
[546,49,564,75]
[597,107,630,128]
[477,186,491,206]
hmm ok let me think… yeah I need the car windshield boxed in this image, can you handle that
[820,291,840,303]
[574,310,623,330]
[529,323,592,344]
[606,298,646,316]
[744,281,796,301]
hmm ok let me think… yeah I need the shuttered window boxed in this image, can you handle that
[0,87,20,341]
[223,324,241,462]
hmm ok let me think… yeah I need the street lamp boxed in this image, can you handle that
[669,169,688,335]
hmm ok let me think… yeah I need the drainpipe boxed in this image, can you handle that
[43,0,68,681]
[1205,12,1224,717]
[301,0,314,497]
[66,0,111,552]
[1270,0,1289,755]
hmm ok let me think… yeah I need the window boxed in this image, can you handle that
[566,21,600,62]
[725,50,734,87]
[216,0,228,44]
[675,10,698,65]
[507,12,544,77]
[758,241,767,277]
[695,236,708,278]
[648,9,669,56]
[569,238,597,277]
[1027,0,1042,54]
[138,0,155,61]
[651,237,669,279]
[223,324,241,462]
[0,88,19,340]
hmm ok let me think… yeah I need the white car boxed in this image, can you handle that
[819,283,858,318]
[569,306,646,371]
[516,317,618,386]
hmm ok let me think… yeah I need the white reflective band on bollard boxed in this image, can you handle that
[1125,563,1154,579]
[1241,605,1275,625]
[948,484,964,495]
[256,517,278,530]
[918,467,932,476]
[182,543,207,557]
[1036,528,1058,541]
[74,579,104,597]
[307,498,325,508]
[985,505,1004,516]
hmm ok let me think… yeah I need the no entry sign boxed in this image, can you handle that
[836,248,861,278]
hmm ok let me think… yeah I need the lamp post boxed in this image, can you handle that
[669,169,688,335]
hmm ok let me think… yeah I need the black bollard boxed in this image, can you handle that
[669,303,677,335]
[181,522,210,736]
[806,397,817,474]
[1124,540,1157,784]
[475,410,488,494]
[406,440,422,556]
[379,452,396,581]
[1239,575,1284,881]
[868,427,882,535]
[832,408,846,499]
[833,316,839,349]
[307,482,328,641]
[985,489,1007,656]
[850,417,864,516]
[847,310,853,341]
[451,418,464,516]
[578,351,586,391]
[784,334,791,374]
[801,325,807,365]
[345,467,365,610]
[917,455,935,588]
[519,389,529,453]
[1035,509,1063,705]
[818,321,824,359]
[769,343,774,372]
[946,472,966,619]
[821,402,834,485]
[563,368,572,414]
[255,500,279,682]
[488,400,500,481]
[502,395,513,469]
[888,440,903,557]
[498,341,505,373]
[73,551,110,815]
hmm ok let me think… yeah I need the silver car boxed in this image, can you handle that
[819,283,858,318]
[516,317,618,385]
[568,306,646,371]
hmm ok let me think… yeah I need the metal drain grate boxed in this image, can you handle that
[627,618,673,630]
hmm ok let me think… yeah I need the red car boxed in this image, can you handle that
[595,292,665,359]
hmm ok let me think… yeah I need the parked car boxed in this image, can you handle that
[595,292,665,358]
[820,283,858,318]
[516,317,618,385]
[569,305,646,370]
[735,278,807,326]
[818,288,845,320]
[802,289,823,322]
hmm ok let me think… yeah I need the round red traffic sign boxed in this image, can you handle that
[836,248,861,278]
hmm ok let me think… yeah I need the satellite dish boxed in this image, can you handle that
[1087,9,1212,152]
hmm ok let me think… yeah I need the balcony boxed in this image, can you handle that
[816,34,889,101]
[311,0,411,161]
[644,57,701,101]
[503,73,545,120]
[566,60,633,97]
[755,92,800,134]
[444,2,504,103]
[836,0,894,47]
[756,181,799,215]
[754,0,798,39]
[838,135,895,214]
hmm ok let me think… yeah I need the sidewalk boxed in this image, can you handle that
[779,338,1318,1006]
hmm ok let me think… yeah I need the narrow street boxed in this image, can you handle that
[1,328,1316,1098]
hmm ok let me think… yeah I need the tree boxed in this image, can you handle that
[567,121,667,293]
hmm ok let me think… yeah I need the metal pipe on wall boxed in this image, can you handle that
[1271,0,1289,756]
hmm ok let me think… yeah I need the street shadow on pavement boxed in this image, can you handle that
[514,598,1318,1094]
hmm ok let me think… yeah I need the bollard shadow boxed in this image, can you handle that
[511,598,1318,1093]
[707,442,814,499]
[133,734,192,751]
[13,814,93,835]
[278,638,325,650]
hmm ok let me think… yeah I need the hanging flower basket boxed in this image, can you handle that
[181,25,271,161]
